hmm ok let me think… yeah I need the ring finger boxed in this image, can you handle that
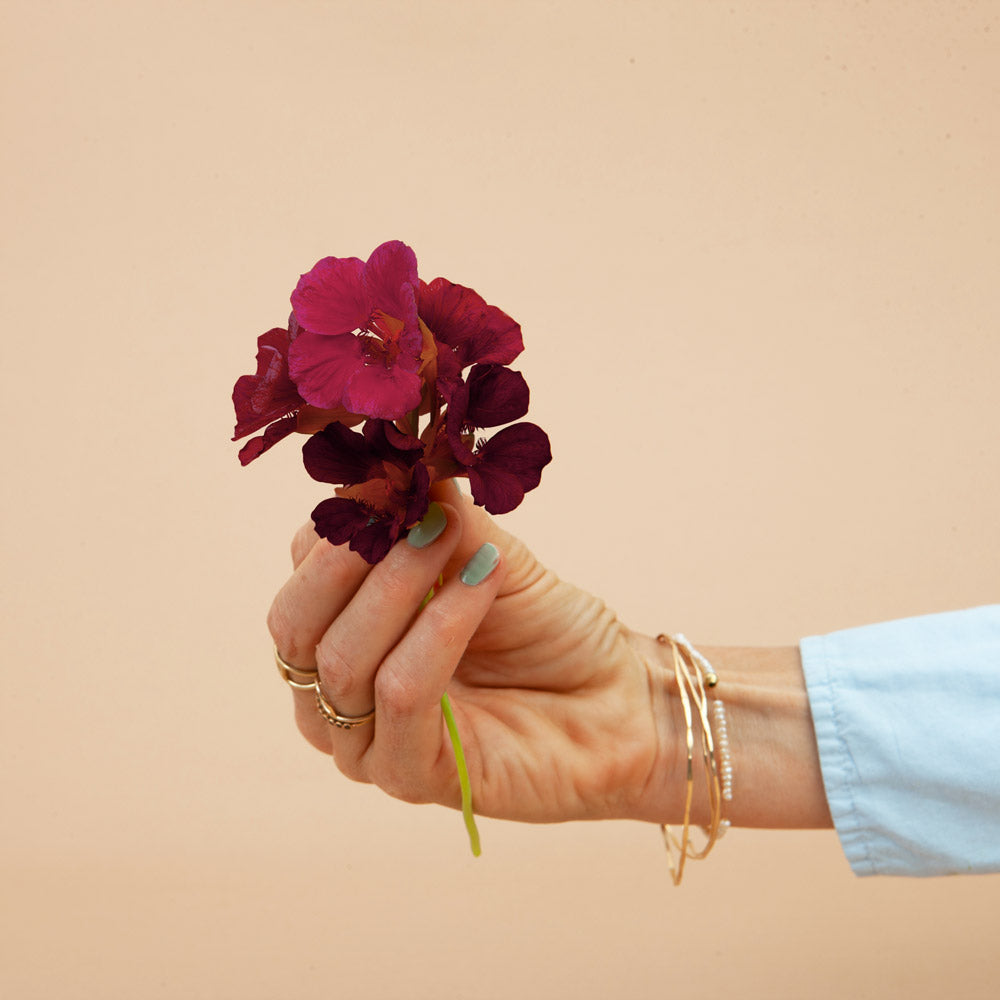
[314,501,460,774]
[268,525,373,753]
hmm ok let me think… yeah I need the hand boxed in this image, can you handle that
[267,482,678,824]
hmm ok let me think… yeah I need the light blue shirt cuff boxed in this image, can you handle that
[800,605,1000,877]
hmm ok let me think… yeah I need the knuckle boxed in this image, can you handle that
[420,599,464,647]
[266,598,306,664]
[314,641,357,703]
[373,667,420,722]
[266,598,290,647]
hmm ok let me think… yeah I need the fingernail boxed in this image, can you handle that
[407,503,447,549]
[460,543,500,585]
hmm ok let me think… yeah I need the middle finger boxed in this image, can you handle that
[315,502,460,772]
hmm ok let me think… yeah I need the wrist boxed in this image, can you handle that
[625,630,689,823]
[630,635,833,829]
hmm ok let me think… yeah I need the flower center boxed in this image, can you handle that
[359,310,404,368]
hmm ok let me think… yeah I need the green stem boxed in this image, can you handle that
[421,577,481,857]
[441,691,481,857]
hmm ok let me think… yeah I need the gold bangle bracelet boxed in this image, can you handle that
[656,634,731,885]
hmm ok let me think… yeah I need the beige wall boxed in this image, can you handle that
[2,1,997,997]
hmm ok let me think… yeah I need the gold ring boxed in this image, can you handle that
[315,684,375,731]
[274,644,319,691]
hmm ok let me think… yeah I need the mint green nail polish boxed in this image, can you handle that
[460,543,500,585]
[407,503,447,549]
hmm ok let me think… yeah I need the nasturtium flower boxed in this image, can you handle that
[449,363,530,432]
[289,241,426,420]
[232,322,362,466]
[417,278,524,394]
[464,423,551,515]
[234,239,552,558]
[443,364,551,515]
[232,326,303,465]
[302,420,431,563]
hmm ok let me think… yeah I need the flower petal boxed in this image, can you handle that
[288,331,361,409]
[465,364,530,427]
[444,379,477,465]
[313,496,401,563]
[468,422,552,514]
[302,422,379,486]
[418,278,523,368]
[237,413,298,466]
[363,241,420,340]
[363,419,424,462]
[232,327,302,439]
[311,496,371,545]
[344,364,423,420]
[467,465,525,516]
[402,460,431,528]
[433,338,463,396]
[350,516,400,564]
[292,256,368,336]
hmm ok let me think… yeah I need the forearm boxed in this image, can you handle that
[635,634,833,829]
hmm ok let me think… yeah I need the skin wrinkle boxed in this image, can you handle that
[315,640,362,705]
[477,714,566,821]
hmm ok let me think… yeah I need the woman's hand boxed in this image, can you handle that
[267,482,679,824]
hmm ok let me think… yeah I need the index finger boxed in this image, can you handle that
[268,526,373,753]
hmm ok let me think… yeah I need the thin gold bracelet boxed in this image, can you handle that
[656,634,732,885]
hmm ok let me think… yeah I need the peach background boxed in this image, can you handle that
[2,1,998,997]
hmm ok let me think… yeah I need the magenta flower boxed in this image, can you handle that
[231,326,304,466]
[232,321,362,466]
[289,241,426,420]
[302,420,431,564]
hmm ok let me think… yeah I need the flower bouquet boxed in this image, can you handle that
[233,240,551,852]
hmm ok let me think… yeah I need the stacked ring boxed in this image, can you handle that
[275,645,375,730]
[315,684,376,730]
[274,645,319,690]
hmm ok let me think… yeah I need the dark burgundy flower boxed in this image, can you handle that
[444,365,528,461]
[303,420,431,563]
[465,423,552,515]
[417,278,525,403]
[443,363,551,515]
[289,241,425,420]
[418,279,524,369]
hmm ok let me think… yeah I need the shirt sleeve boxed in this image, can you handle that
[800,605,1000,876]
